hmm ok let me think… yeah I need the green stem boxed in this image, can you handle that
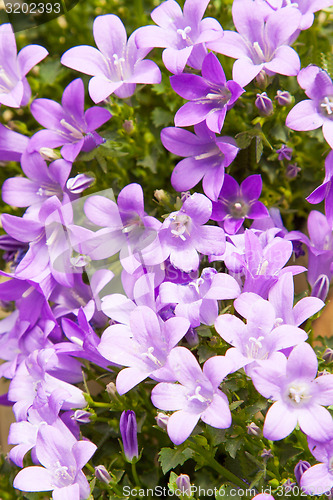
[189,442,249,490]
[131,461,141,487]
[89,401,112,408]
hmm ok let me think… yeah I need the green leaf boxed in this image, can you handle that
[229,400,244,411]
[158,446,195,474]
[225,437,243,459]
[151,107,174,127]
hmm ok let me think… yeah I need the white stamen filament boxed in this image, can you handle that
[60,119,83,140]
[142,346,162,367]
[112,53,126,80]
[253,41,266,61]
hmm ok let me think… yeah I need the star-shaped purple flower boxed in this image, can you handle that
[61,15,161,102]
[151,346,233,444]
[208,0,301,87]
[211,174,269,234]
[135,0,223,74]
[28,78,111,162]
[286,65,333,148]
[251,343,333,442]
[161,123,239,201]
[170,52,244,133]
[0,24,48,108]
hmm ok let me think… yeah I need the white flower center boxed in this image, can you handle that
[286,382,310,406]
[170,213,191,241]
[320,96,333,117]
[252,41,266,63]
[141,346,162,367]
[246,336,267,359]
[52,461,76,488]
[177,25,192,43]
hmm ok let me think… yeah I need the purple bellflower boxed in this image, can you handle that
[211,174,269,234]
[0,24,48,107]
[97,305,190,395]
[251,343,333,442]
[61,15,161,102]
[151,346,233,445]
[300,437,333,495]
[286,65,333,149]
[307,150,333,228]
[288,210,333,296]
[294,460,311,485]
[13,424,96,500]
[159,267,241,327]
[214,294,307,374]
[155,193,226,273]
[207,0,301,87]
[2,151,72,212]
[135,0,223,74]
[263,0,333,30]
[120,410,139,462]
[170,52,244,133]
[268,272,325,326]
[161,123,239,201]
[28,78,111,162]
[82,183,162,273]
[0,123,29,161]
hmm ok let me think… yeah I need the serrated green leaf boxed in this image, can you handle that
[229,400,244,411]
[158,447,194,474]
[151,107,173,127]
[225,437,243,459]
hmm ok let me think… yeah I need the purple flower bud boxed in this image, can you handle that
[66,174,94,194]
[255,69,269,89]
[323,348,333,363]
[155,412,169,430]
[255,92,273,116]
[275,90,293,106]
[276,145,293,161]
[95,465,112,484]
[120,410,139,462]
[286,163,301,179]
[261,449,273,459]
[176,474,191,496]
[246,422,261,436]
[311,274,330,301]
[185,327,199,347]
[294,460,311,485]
[72,409,91,424]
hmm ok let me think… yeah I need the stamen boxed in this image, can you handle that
[177,26,192,41]
[320,96,333,115]
[253,41,265,62]
[60,119,83,140]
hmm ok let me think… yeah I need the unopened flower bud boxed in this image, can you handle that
[261,448,273,459]
[155,412,169,430]
[185,327,199,347]
[106,382,118,398]
[39,147,61,161]
[123,119,134,133]
[275,90,293,106]
[176,474,191,496]
[255,92,273,116]
[294,460,311,485]
[95,465,112,484]
[323,348,333,363]
[255,69,269,89]
[154,189,169,203]
[247,422,261,436]
[286,163,301,179]
[276,145,293,161]
[72,409,91,424]
[66,174,94,194]
[311,274,330,301]
[120,410,139,462]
